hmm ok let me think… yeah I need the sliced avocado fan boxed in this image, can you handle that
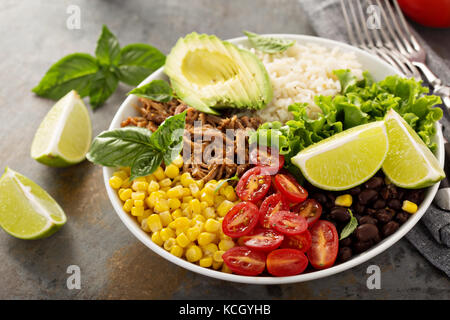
[164,32,273,114]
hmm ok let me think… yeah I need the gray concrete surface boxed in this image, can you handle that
[0,0,449,299]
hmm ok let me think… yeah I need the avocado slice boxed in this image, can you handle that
[164,32,273,114]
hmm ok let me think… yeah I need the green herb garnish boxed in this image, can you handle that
[340,209,358,240]
[244,31,294,54]
[214,175,239,193]
[86,111,186,180]
[128,80,173,102]
[33,25,165,109]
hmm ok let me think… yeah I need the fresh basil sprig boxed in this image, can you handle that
[86,111,186,180]
[33,25,165,109]
[339,209,358,240]
[128,80,173,102]
[244,31,294,54]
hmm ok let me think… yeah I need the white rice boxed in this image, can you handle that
[250,42,363,123]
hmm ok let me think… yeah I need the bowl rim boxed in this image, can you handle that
[103,34,444,285]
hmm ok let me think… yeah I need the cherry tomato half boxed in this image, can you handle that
[259,193,289,228]
[222,246,267,276]
[307,220,339,270]
[398,0,450,28]
[249,146,285,173]
[273,173,308,203]
[291,199,322,227]
[268,210,308,236]
[240,227,284,252]
[266,249,309,277]
[222,202,259,238]
[235,166,271,203]
[281,230,312,253]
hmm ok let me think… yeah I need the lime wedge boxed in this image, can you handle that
[31,90,92,167]
[382,109,444,188]
[292,121,388,191]
[0,167,67,239]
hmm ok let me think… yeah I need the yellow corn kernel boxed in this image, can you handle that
[204,218,220,233]
[159,211,173,227]
[181,187,191,197]
[163,237,176,251]
[180,203,189,210]
[174,217,190,230]
[120,177,132,188]
[202,243,218,256]
[161,186,171,193]
[183,196,194,204]
[113,170,128,180]
[213,250,225,263]
[199,256,213,268]
[214,195,226,209]
[335,194,353,207]
[198,232,216,246]
[159,178,172,188]
[134,199,144,207]
[222,264,232,273]
[196,179,205,189]
[200,201,209,210]
[147,180,160,194]
[160,227,175,241]
[219,228,232,241]
[200,192,214,206]
[138,209,152,223]
[132,180,149,192]
[168,198,181,210]
[122,199,133,213]
[217,180,229,192]
[153,166,166,181]
[186,226,201,241]
[176,232,191,248]
[402,200,418,214]
[145,174,157,183]
[141,218,151,232]
[147,214,163,232]
[172,155,184,168]
[191,214,206,224]
[180,173,195,187]
[151,231,164,246]
[170,245,184,258]
[164,164,179,179]
[154,198,170,213]
[223,185,237,201]
[218,239,235,251]
[171,208,182,219]
[188,183,200,198]
[212,261,223,270]
[186,245,203,262]
[202,207,216,219]
[131,191,146,201]
[217,200,235,217]
[167,185,184,198]
[109,176,123,189]
[131,206,144,217]
[189,199,202,215]
[119,188,132,201]
[120,167,131,175]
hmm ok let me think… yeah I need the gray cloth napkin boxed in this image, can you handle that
[299,0,450,276]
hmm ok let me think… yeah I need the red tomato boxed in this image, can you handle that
[240,227,284,251]
[222,246,266,276]
[307,220,339,270]
[398,0,450,28]
[249,146,285,173]
[281,230,312,253]
[259,193,289,228]
[222,202,259,238]
[268,210,308,236]
[273,174,308,203]
[235,166,271,203]
[266,249,309,276]
[291,199,322,227]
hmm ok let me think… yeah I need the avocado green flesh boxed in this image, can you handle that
[164,32,272,114]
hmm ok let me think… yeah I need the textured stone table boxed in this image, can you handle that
[0,0,449,299]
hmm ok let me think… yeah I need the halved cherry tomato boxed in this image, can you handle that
[307,220,339,270]
[273,173,308,203]
[259,193,289,228]
[266,249,309,276]
[281,230,312,253]
[235,166,271,203]
[222,202,259,238]
[291,199,322,227]
[249,146,285,173]
[268,210,308,236]
[240,227,284,252]
[222,246,267,276]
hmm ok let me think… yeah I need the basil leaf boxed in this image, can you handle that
[244,31,294,53]
[340,209,358,240]
[89,68,119,108]
[128,79,173,102]
[117,44,166,86]
[214,175,239,193]
[95,25,121,66]
[130,150,163,181]
[151,110,187,152]
[86,126,153,167]
[32,53,99,100]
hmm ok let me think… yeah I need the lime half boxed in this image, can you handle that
[292,121,389,191]
[31,90,92,167]
[0,167,67,239]
[382,109,444,188]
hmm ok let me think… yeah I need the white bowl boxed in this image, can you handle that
[103,34,444,284]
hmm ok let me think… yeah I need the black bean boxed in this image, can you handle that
[349,186,361,196]
[375,208,394,224]
[312,193,327,205]
[340,237,352,247]
[373,199,386,209]
[395,211,409,224]
[406,190,422,204]
[353,240,373,253]
[329,207,351,222]
[359,216,377,225]
[339,247,352,262]
[380,187,390,200]
[364,177,384,190]
[397,190,405,200]
[356,223,379,242]
[358,189,378,205]
[382,221,400,237]
[365,208,377,217]
[387,184,398,199]
[353,202,365,214]
[387,198,402,210]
